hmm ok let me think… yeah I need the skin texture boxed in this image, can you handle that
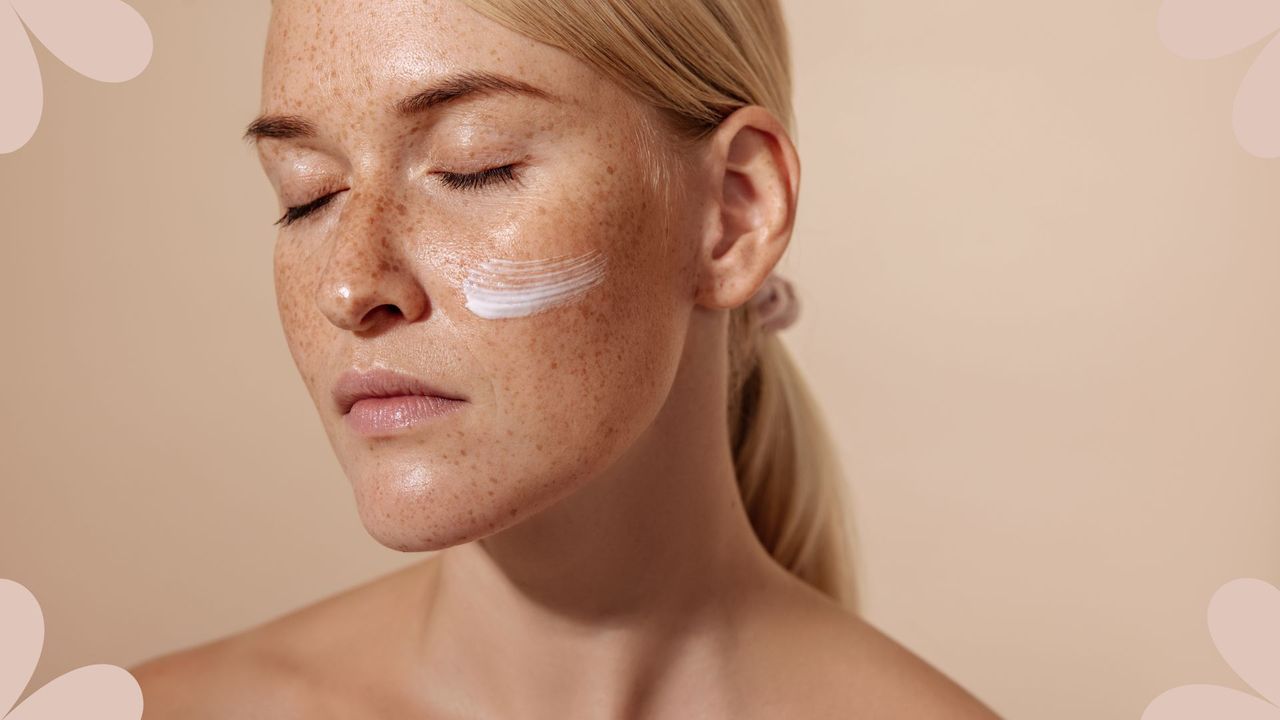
[128,0,1003,718]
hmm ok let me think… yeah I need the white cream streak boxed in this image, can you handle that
[462,249,608,320]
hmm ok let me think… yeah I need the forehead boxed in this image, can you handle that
[260,0,605,125]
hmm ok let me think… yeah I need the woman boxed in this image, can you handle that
[131,0,1000,716]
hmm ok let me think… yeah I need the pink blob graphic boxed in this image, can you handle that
[1209,578,1280,707]
[0,0,152,154]
[1158,0,1280,59]
[0,578,142,720]
[0,4,42,156]
[1234,35,1280,158]
[1157,0,1280,158]
[1145,685,1280,720]
[1142,578,1280,720]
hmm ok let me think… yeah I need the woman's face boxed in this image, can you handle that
[252,0,700,550]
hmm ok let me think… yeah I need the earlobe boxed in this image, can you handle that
[694,105,799,312]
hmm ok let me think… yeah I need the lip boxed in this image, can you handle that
[345,394,466,437]
[332,367,467,416]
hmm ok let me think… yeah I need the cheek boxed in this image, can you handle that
[273,237,330,392]
[461,163,689,480]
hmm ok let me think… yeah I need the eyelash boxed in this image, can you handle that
[437,163,521,192]
[274,163,522,227]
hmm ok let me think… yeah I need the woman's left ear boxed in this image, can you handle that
[693,105,800,311]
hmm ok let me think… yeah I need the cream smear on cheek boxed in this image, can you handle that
[462,249,608,320]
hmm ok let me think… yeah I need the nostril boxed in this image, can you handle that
[378,304,407,321]
[351,304,411,336]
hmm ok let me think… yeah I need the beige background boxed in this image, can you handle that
[2,1,1278,717]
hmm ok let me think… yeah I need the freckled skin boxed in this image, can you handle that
[262,1,691,551]
[122,1,1000,718]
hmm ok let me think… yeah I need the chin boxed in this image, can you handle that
[344,460,583,552]
[359,515,486,553]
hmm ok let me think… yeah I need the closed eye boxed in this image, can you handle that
[273,163,522,227]
[436,163,521,191]
[275,191,342,227]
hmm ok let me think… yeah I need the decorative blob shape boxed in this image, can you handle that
[1234,36,1280,158]
[1143,577,1280,719]
[0,0,152,154]
[1208,578,1280,707]
[0,4,42,155]
[9,0,151,82]
[1157,0,1280,158]
[0,578,143,719]
[1157,0,1280,59]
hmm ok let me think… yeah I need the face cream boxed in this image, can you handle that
[462,249,608,320]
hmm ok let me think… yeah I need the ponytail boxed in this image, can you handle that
[728,303,859,611]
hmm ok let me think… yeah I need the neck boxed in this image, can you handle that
[405,317,793,718]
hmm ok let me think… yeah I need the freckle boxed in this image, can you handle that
[509,508,518,517]
[607,165,616,175]
[536,443,543,451]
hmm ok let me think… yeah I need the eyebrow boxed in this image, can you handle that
[241,69,560,144]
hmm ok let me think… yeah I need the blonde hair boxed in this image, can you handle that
[458,0,859,612]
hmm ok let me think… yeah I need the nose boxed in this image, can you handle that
[314,190,429,334]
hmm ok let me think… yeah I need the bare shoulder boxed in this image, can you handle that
[126,559,433,719]
[754,581,1002,719]
[127,634,315,720]
[825,614,1001,718]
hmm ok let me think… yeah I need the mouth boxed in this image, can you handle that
[332,367,467,416]
[343,394,466,436]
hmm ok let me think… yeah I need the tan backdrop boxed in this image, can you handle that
[2,1,1277,718]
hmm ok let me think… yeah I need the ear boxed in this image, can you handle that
[693,105,800,311]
